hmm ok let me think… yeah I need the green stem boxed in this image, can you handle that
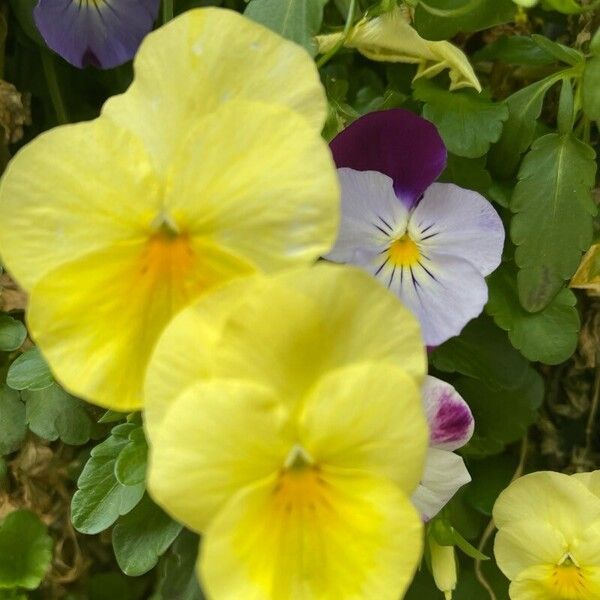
[418,0,479,18]
[317,0,357,68]
[41,52,68,125]
[162,0,174,23]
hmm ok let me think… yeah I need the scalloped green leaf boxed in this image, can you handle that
[0,386,26,456]
[457,369,544,457]
[245,0,326,55]
[431,315,530,390]
[7,348,53,392]
[112,495,182,577]
[0,510,53,590]
[486,263,580,364]
[511,133,597,311]
[22,383,94,446]
[71,424,144,535]
[414,80,508,158]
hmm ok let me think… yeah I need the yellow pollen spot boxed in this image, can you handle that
[273,465,330,516]
[549,560,589,599]
[389,234,420,267]
[139,227,196,286]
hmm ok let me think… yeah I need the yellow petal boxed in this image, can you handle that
[0,118,159,290]
[493,472,600,542]
[494,519,567,580]
[164,100,339,273]
[572,520,600,567]
[147,378,292,532]
[510,563,600,600]
[28,238,252,411]
[144,264,426,435]
[315,8,481,92]
[570,244,600,291]
[200,471,423,600]
[430,540,457,599]
[299,362,427,494]
[102,7,327,176]
[572,471,600,499]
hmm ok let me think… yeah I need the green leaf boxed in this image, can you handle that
[155,530,204,600]
[98,410,127,424]
[457,369,544,457]
[489,73,562,179]
[0,316,26,352]
[71,423,145,534]
[531,34,584,66]
[431,315,530,390]
[245,0,326,55]
[414,80,508,158]
[438,154,492,195]
[413,0,515,40]
[0,386,26,456]
[0,510,53,590]
[472,35,557,66]
[557,78,575,134]
[486,262,580,364]
[22,383,94,446]
[541,0,584,14]
[7,349,53,392]
[591,27,600,55]
[582,57,600,121]
[112,494,182,577]
[511,133,597,311]
[464,454,518,515]
[429,518,488,560]
[114,426,147,486]
[8,0,45,46]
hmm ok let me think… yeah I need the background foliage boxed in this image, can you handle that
[0,0,598,598]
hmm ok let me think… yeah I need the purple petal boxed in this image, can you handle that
[423,376,474,451]
[330,109,447,210]
[34,0,160,69]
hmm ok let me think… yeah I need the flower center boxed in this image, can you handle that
[272,445,331,515]
[549,559,589,599]
[388,234,420,267]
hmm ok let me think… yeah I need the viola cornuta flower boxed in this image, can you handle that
[325,109,505,347]
[145,265,428,600]
[494,471,600,599]
[34,0,160,69]
[412,376,474,521]
[0,9,339,411]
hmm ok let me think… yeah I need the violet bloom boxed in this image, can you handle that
[412,376,474,520]
[325,109,505,346]
[34,0,160,69]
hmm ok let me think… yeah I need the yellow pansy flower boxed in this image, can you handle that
[145,264,428,599]
[493,471,600,599]
[0,8,339,411]
[315,7,481,92]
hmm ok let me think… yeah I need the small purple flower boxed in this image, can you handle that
[325,109,505,346]
[34,0,160,69]
[412,376,474,520]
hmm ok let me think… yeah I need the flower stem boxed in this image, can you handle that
[40,51,68,125]
[418,0,479,18]
[162,0,174,23]
[316,0,357,68]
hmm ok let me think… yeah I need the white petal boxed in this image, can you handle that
[387,252,488,346]
[411,448,471,520]
[325,168,408,266]
[409,183,504,276]
[423,376,474,451]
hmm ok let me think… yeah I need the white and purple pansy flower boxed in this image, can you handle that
[34,0,160,69]
[412,376,474,521]
[325,109,505,347]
